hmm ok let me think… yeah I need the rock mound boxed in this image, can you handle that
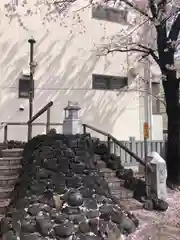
[0,134,138,239]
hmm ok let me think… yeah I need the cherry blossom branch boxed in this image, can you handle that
[104,42,160,66]
[120,0,153,20]
[115,86,166,106]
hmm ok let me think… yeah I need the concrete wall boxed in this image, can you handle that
[0,0,162,141]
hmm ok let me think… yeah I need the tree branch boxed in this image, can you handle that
[106,43,160,66]
[106,47,149,54]
[149,0,158,18]
[105,38,160,63]
[120,0,153,21]
[168,13,180,41]
[116,86,166,106]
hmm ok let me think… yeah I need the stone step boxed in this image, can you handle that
[105,176,124,182]
[94,154,101,161]
[0,157,22,166]
[107,178,124,189]
[0,199,10,215]
[135,172,144,180]
[0,165,22,176]
[0,186,14,198]
[100,168,116,177]
[111,188,134,199]
[74,149,87,156]
[0,175,19,186]
[96,161,106,169]
[0,144,7,153]
[2,148,23,158]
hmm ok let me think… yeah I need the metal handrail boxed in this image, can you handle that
[1,121,63,143]
[27,101,53,140]
[83,123,145,166]
[0,101,61,142]
[1,122,62,126]
[110,134,145,166]
[0,119,146,166]
[27,101,53,124]
[83,124,108,137]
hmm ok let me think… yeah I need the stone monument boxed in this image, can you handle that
[63,101,82,135]
[147,151,167,201]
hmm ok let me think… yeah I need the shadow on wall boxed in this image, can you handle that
[0,34,130,141]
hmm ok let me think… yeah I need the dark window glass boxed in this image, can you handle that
[152,82,160,114]
[18,74,34,98]
[92,4,127,24]
[92,74,128,90]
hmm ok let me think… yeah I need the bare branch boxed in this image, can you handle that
[106,47,149,54]
[105,41,160,66]
[135,89,166,106]
[149,0,158,18]
[168,13,180,41]
[54,0,76,4]
[139,52,150,62]
[116,85,166,106]
[120,0,153,20]
[161,7,180,25]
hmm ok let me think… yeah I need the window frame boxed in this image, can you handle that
[92,4,128,24]
[92,74,128,90]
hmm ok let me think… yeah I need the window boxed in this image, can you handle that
[18,74,34,98]
[152,82,160,114]
[92,74,128,90]
[92,4,127,24]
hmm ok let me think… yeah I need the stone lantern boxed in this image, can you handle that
[63,101,82,135]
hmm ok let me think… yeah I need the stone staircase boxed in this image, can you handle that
[0,148,23,219]
[95,154,143,210]
[0,144,7,157]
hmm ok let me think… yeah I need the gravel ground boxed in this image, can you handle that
[126,189,180,240]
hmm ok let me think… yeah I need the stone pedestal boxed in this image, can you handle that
[147,152,167,201]
[63,101,82,135]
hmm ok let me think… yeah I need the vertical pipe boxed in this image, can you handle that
[46,107,50,134]
[148,69,153,140]
[107,135,111,159]
[144,136,149,197]
[28,38,36,141]
[4,125,8,144]
[83,124,86,135]
[143,22,152,140]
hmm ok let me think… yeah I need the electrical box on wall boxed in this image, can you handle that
[18,74,34,99]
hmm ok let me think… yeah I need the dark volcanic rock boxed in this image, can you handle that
[36,216,53,236]
[21,219,36,233]
[0,134,139,239]
[67,191,83,207]
[54,222,75,237]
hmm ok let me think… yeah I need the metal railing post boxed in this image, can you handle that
[4,125,8,143]
[83,124,86,134]
[46,107,50,134]
[107,134,111,159]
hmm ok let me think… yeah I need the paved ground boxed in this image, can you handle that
[126,189,180,240]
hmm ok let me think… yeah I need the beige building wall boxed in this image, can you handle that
[0,0,162,141]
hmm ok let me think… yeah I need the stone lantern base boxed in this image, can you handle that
[63,118,82,135]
